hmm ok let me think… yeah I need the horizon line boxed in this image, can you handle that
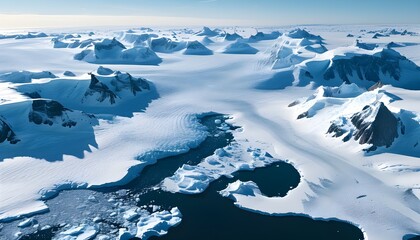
[0,14,418,30]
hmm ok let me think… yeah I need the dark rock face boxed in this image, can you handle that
[85,74,118,104]
[323,49,408,84]
[84,73,150,104]
[25,92,42,99]
[297,111,309,119]
[368,82,384,91]
[28,99,77,127]
[0,119,19,144]
[328,102,399,150]
[351,102,398,148]
[327,122,348,138]
[114,72,150,95]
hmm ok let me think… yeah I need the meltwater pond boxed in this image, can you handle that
[9,114,364,240]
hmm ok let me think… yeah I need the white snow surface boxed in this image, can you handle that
[219,180,262,199]
[0,25,419,240]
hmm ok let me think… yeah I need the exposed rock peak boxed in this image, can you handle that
[84,69,151,104]
[351,102,398,148]
[324,48,413,84]
[0,118,19,144]
[85,74,118,104]
[327,101,399,150]
[28,99,78,127]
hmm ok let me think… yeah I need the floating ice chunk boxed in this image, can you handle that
[18,218,34,228]
[123,208,140,222]
[87,195,98,203]
[57,224,98,240]
[41,225,52,230]
[215,148,230,157]
[118,229,133,240]
[219,180,262,200]
[135,207,182,240]
[97,235,111,240]
[161,143,277,194]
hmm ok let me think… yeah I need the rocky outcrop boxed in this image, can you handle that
[0,118,19,144]
[351,102,398,148]
[74,38,162,65]
[85,74,118,104]
[28,100,78,127]
[323,48,417,84]
[84,71,151,104]
[327,101,399,150]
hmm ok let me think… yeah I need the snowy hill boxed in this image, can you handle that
[327,101,400,151]
[183,41,213,55]
[149,37,186,53]
[0,70,57,83]
[221,40,258,54]
[15,67,158,116]
[248,31,280,42]
[0,32,47,40]
[74,38,162,65]
[298,47,420,89]
[290,83,419,155]
[194,27,221,37]
[263,29,327,69]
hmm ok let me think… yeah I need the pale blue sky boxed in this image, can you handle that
[0,0,419,27]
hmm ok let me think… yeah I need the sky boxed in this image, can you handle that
[0,0,419,29]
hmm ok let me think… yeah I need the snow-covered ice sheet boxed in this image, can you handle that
[0,25,419,240]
